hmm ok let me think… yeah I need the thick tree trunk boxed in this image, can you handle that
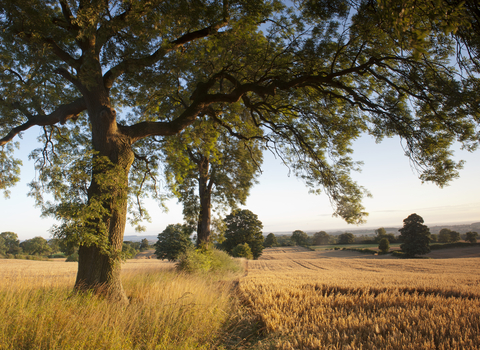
[196,157,212,247]
[74,92,134,303]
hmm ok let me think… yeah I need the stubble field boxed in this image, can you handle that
[1,246,480,349]
[237,247,480,349]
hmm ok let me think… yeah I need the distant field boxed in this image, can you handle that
[310,243,402,251]
[238,247,480,349]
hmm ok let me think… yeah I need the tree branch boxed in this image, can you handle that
[103,19,229,89]
[0,98,86,146]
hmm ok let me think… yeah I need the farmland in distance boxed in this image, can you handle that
[238,247,480,349]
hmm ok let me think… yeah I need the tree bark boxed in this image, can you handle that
[74,89,134,303]
[196,156,212,247]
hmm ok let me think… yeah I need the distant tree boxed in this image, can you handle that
[449,231,461,243]
[154,224,194,262]
[438,228,460,243]
[0,236,6,256]
[264,233,278,248]
[378,238,390,253]
[19,237,51,256]
[232,243,254,260]
[222,209,264,259]
[430,234,438,243]
[465,231,479,243]
[276,235,295,247]
[313,231,330,245]
[121,243,138,259]
[399,214,431,257]
[47,238,62,254]
[140,238,150,251]
[374,228,387,243]
[291,230,310,247]
[338,232,355,244]
[0,232,21,254]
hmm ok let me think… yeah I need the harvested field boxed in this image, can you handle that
[238,247,480,349]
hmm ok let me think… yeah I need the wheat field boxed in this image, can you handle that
[238,247,480,349]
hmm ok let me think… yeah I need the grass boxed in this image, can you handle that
[0,259,242,350]
[2,245,480,349]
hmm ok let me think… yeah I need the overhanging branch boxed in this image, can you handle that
[0,97,86,146]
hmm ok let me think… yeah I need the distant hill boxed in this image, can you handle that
[124,222,480,241]
[269,222,480,237]
[124,235,158,243]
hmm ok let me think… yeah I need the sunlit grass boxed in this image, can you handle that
[0,259,239,350]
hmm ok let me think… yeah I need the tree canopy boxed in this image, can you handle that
[399,213,431,257]
[160,119,262,246]
[0,0,478,300]
[222,209,264,259]
[154,223,194,261]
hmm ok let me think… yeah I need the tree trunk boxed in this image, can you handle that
[196,157,212,247]
[74,96,134,303]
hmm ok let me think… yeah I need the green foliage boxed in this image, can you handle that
[176,246,242,274]
[399,214,431,257]
[465,231,479,243]
[121,242,138,260]
[291,230,310,247]
[232,243,254,259]
[19,236,51,256]
[338,232,355,244]
[378,238,390,253]
[276,235,295,247]
[0,232,21,255]
[66,251,79,262]
[161,119,263,244]
[0,236,6,256]
[140,238,150,251]
[264,233,278,248]
[222,209,264,259]
[313,231,330,245]
[438,228,461,243]
[154,224,194,262]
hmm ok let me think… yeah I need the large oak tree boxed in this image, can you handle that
[1,0,478,301]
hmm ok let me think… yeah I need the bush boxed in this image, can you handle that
[66,252,79,262]
[232,243,253,259]
[378,238,390,253]
[176,247,242,274]
[49,253,66,259]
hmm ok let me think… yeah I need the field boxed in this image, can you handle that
[1,246,480,349]
[237,247,480,349]
[0,259,239,350]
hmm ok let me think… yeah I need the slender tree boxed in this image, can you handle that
[161,120,262,246]
[1,0,478,301]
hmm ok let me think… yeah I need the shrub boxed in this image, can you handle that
[232,243,254,259]
[378,238,390,253]
[176,247,242,274]
[66,251,79,262]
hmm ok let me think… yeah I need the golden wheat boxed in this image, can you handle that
[238,247,480,349]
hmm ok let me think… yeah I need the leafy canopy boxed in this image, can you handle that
[0,0,478,237]
[399,213,431,257]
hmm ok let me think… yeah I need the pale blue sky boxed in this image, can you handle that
[1,128,479,240]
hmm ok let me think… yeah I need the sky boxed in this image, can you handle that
[1,128,479,241]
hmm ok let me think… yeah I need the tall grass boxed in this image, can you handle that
[0,259,240,350]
